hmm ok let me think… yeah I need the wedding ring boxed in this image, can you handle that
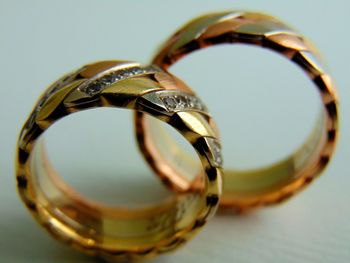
[15,60,222,261]
[135,11,339,212]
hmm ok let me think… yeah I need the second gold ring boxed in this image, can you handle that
[135,11,339,212]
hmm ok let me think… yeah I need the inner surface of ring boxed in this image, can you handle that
[29,129,206,249]
[142,107,327,197]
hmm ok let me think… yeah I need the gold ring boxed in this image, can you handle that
[15,60,222,261]
[135,11,339,212]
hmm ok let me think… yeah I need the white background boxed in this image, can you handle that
[0,1,349,262]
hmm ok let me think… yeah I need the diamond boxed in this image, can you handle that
[174,95,187,110]
[85,82,104,96]
[212,140,223,167]
[162,96,177,111]
[81,67,153,96]
[188,96,203,110]
[100,74,116,85]
[187,97,195,108]
[141,90,210,116]
[130,67,144,75]
[157,93,207,113]
[113,74,121,81]
[119,70,131,79]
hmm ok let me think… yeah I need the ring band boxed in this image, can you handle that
[15,60,222,260]
[135,11,339,212]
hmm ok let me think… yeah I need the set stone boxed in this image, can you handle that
[86,82,104,95]
[163,96,178,110]
[212,141,223,166]
[82,66,160,96]
[175,95,187,109]
[161,93,205,112]
[211,140,223,166]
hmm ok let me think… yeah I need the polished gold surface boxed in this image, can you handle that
[136,11,339,212]
[15,61,223,261]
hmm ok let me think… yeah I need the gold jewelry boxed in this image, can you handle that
[15,60,222,261]
[135,11,339,212]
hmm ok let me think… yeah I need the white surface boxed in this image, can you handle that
[0,0,349,262]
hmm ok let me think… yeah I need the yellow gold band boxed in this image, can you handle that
[15,60,222,261]
[135,11,339,212]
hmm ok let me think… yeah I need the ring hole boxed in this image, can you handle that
[44,108,177,208]
[170,44,320,170]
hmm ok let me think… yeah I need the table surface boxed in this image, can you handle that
[1,1,349,262]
